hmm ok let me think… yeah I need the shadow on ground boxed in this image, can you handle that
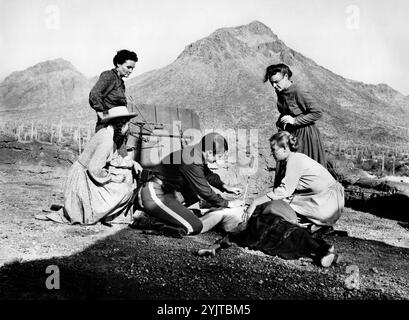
[346,193,409,223]
[0,225,408,300]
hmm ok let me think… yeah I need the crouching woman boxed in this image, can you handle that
[41,106,142,224]
[233,131,344,267]
[246,131,344,231]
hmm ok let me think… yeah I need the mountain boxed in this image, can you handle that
[1,21,409,147]
[125,21,409,146]
[346,80,409,113]
[0,58,93,122]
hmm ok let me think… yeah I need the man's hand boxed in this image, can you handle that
[223,184,241,195]
[243,202,257,221]
[228,199,245,208]
[132,161,143,173]
[280,115,295,126]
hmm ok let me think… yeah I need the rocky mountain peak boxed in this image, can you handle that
[176,21,285,64]
[228,20,278,40]
[3,58,78,83]
[30,58,76,73]
[1,21,408,146]
[0,58,91,118]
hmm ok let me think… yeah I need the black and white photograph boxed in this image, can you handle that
[0,0,408,313]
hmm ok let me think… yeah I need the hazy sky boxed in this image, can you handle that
[1,0,409,94]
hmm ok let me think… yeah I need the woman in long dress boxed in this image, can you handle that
[42,106,142,224]
[264,63,327,177]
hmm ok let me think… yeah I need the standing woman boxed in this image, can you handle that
[40,107,142,225]
[89,49,138,133]
[264,63,327,168]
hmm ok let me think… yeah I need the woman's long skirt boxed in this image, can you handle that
[293,124,326,167]
[46,161,134,224]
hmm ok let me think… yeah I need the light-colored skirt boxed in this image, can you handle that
[286,182,345,226]
[47,161,135,224]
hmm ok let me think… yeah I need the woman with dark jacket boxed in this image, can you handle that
[264,63,327,168]
[89,49,138,132]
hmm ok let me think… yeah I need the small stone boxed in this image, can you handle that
[258,280,264,285]
[344,280,358,291]
[371,267,379,274]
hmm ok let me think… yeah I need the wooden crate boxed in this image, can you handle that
[127,104,201,167]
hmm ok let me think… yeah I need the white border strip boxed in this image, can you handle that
[147,182,194,234]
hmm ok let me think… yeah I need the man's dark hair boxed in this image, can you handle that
[263,63,292,82]
[113,49,138,67]
[200,133,228,155]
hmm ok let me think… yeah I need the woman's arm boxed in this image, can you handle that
[89,71,116,112]
[109,154,143,179]
[266,156,303,200]
[244,195,271,220]
[293,89,322,126]
[109,153,134,169]
[87,139,118,185]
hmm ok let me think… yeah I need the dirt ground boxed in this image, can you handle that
[0,144,408,300]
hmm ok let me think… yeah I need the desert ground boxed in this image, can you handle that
[0,138,408,300]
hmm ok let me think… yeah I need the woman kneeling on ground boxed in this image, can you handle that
[231,131,344,267]
[40,106,142,225]
[246,131,344,232]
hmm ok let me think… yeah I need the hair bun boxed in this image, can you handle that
[269,131,298,152]
[288,134,298,151]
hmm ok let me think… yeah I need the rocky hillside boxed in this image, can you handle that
[0,58,93,122]
[126,21,409,146]
[1,21,408,146]
[347,80,409,113]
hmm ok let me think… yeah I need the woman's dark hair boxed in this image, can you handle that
[105,117,129,149]
[269,131,298,152]
[201,133,228,155]
[263,63,293,82]
[113,49,138,67]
